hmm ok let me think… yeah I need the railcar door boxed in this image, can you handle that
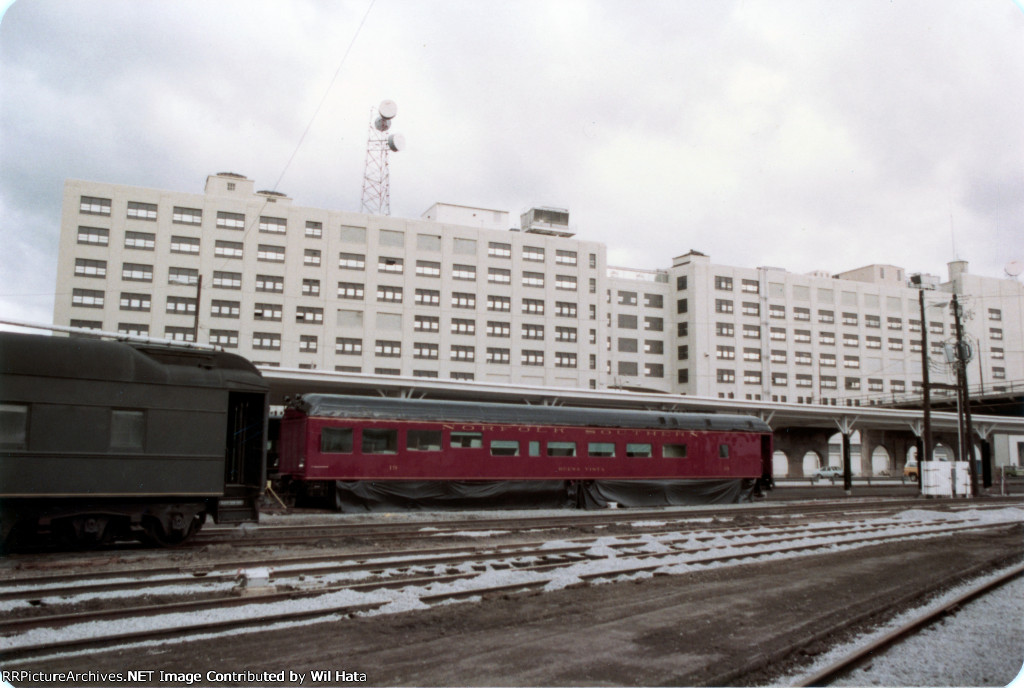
[220,391,267,521]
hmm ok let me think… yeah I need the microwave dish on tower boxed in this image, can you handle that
[360,100,405,215]
[1005,260,1023,278]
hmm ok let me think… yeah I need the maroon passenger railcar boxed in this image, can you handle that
[279,394,773,508]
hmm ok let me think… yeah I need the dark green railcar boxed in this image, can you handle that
[0,331,268,547]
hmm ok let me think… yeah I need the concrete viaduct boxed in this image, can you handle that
[260,367,1024,483]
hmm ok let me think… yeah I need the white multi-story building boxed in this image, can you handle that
[55,173,1023,406]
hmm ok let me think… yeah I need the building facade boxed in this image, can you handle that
[55,173,1023,406]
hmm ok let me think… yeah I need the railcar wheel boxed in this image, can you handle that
[141,512,203,547]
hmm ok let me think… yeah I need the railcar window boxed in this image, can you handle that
[321,427,353,453]
[490,440,520,456]
[587,442,616,457]
[407,430,442,451]
[663,443,688,458]
[363,429,398,454]
[528,441,540,456]
[0,403,28,447]
[110,410,145,450]
[719,444,730,459]
[626,443,653,458]
[546,441,576,457]
[451,431,483,448]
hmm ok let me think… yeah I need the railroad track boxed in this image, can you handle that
[793,561,1024,686]
[191,495,1022,547]
[3,506,1021,664]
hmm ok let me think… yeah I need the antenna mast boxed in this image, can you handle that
[359,99,405,215]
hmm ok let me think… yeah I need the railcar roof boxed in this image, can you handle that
[290,393,770,433]
[0,331,266,390]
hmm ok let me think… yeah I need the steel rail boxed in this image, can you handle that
[794,561,1024,686]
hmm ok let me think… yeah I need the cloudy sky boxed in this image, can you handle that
[1,0,1022,326]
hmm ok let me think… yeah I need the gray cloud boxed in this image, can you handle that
[1,0,1022,326]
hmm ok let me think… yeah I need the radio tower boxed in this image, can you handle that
[359,99,405,215]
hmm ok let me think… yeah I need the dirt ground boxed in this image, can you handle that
[9,525,1023,687]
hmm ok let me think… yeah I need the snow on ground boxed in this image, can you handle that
[774,569,1024,687]
[5,507,1023,666]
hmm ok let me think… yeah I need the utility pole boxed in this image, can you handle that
[951,293,978,497]
[192,274,202,344]
[917,288,931,495]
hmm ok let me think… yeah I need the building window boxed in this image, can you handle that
[170,236,200,254]
[416,260,441,277]
[741,279,759,294]
[820,353,836,367]
[70,319,102,330]
[794,329,811,343]
[486,347,511,364]
[618,314,638,329]
[210,299,239,318]
[451,345,475,361]
[216,211,245,230]
[126,201,157,221]
[451,318,475,335]
[299,335,318,353]
[255,274,284,293]
[165,326,195,342]
[376,285,403,303]
[522,350,544,366]
[375,340,401,357]
[865,314,881,328]
[770,349,787,364]
[522,298,544,315]
[488,267,511,284]
[173,207,203,225]
[742,348,761,362]
[120,292,151,311]
[522,271,545,288]
[715,322,735,337]
[415,289,440,306]
[716,345,735,360]
[716,369,736,383]
[339,253,365,270]
[210,330,239,348]
[793,307,811,321]
[487,321,511,338]
[304,248,322,266]
[258,244,285,262]
[336,338,362,355]
[988,308,1002,321]
[414,315,440,332]
[676,275,687,290]
[556,326,577,343]
[414,342,439,359]
[121,263,152,282]
[523,246,545,262]
[844,356,860,369]
[742,324,761,339]
[166,295,196,314]
[124,231,155,250]
[714,276,733,290]
[118,323,149,337]
[715,299,734,314]
[71,288,104,308]
[452,264,476,281]
[302,279,320,296]
[74,256,107,278]
[555,275,577,291]
[556,352,578,368]
[215,240,243,259]
[522,323,545,340]
[338,282,364,300]
[378,256,404,273]
[818,309,834,324]
[77,226,109,245]
[451,292,476,309]
[212,271,242,289]
[744,370,761,385]
[305,221,323,238]
[296,306,324,323]
[488,295,511,312]
[488,242,512,258]
[253,332,281,350]
[168,267,198,286]
[555,302,577,318]
[254,303,282,321]
[80,196,111,216]
[259,216,287,233]
[742,302,760,317]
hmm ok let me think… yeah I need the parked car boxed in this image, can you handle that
[811,466,844,482]
[904,462,919,481]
